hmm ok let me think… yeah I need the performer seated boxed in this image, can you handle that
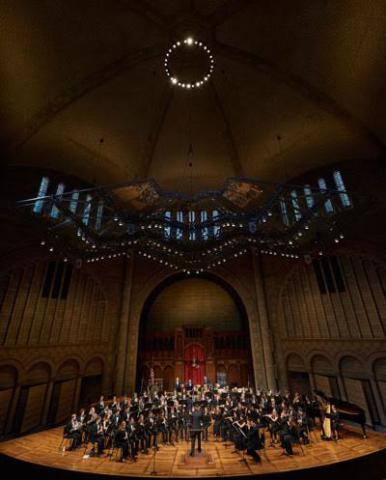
[279,417,294,456]
[189,403,203,456]
[64,413,82,450]
[202,406,211,441]
[89,416,105,456]
[246,419,261,463]
[115,421,130,462]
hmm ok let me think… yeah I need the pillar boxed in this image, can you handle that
[114,254,134,394]
[370,378,386,425]
[5,385,21,434]
[41,380,54,425]
[252,249,276,390]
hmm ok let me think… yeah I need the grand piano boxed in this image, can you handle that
[314,390,367,438]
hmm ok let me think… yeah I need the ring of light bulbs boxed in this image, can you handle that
[164,37,214,89]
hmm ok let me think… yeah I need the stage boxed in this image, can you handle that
[1,426,386,479]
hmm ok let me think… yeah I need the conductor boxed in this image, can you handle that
[189,404,203,456]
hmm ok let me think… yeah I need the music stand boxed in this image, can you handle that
[150,445,158,475]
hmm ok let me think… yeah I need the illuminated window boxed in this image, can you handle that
[164,211,171,238]
[333,170,351,207]
[82,194,92,226]
[304,185,314,209]
[280,199,289,226]
[188,210,196,241]
[95,200,104,230]
[212,210,220,238]
[176,211,183,240]
[50,183,65,218]
[291,190,302,221]
[69,191,79,214]
[201,211,208,240]
[318,178,334,214]
[33,176,50,214]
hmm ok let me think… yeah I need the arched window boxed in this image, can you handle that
[82,194,92,226]
[291,190,302,221]
[212,210,220,238]
[50,183,65,218]
[33,176,50,214]
[333,170,351,207]
[280,199,289,226]
[304,185,314,209]
[318,178,334,214]
[95,200,104,230]
[164,211,171,238]
[176,211,183,240]
[201,210,208,240]
[69,190,79,214]
[188,210,196,241]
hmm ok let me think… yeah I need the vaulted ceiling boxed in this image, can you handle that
[1,0,386,192]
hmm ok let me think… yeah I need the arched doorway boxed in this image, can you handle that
[136,273,253,390]
[184,344,205,385]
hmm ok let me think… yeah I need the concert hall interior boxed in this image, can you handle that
[0,1,386,479]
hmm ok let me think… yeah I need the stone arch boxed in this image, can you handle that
[0,364,18,389]
[56,358,81,381]
[84,357,104,377]
[340,355,366,379]
[311,354,335,376]
[25,361,52,385]
[286,353,306,372]
[129,267,260,392]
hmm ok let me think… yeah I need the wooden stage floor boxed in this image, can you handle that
[1,426,386,479]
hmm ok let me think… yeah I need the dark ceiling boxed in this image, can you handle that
[1,0,386,192]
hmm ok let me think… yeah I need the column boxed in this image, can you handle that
[41,380,54,425]
[5,385,21,434]
[370,378,386,426]
[252,249,276,390]
[73,376,82,411]
[114,254,134,394]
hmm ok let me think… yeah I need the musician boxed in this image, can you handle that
[167,406,179,445]
[265,408,280,445]
[295,407,310,445]
[115,421,130,461]
[279,417,294,456]
[146,411,159,449]
[232,416,247,452]
[330,405,341,441]
[175,376,181,392]
[64,413,82,450]
[189,404,203,456]
[202,406,211,441]
[89,416,105,456]
[128,417,139,460]
[213,406,222,442]
[246,419,261,463]
[95,395,105,415]
[111,396,119,413]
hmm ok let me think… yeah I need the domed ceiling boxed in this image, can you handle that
[1,0,385,193]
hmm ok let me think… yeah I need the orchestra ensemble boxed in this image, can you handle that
[63,383,343,464]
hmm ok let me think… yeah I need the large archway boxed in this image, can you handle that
[136,273,253,391]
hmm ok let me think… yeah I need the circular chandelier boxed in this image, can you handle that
[164,37,215,89]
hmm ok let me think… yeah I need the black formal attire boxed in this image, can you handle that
[189,411,203,455]
[116,429,129,460]
[246,426,261,463]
